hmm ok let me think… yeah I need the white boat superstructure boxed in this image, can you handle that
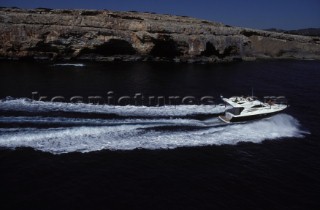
[219,96,288,123]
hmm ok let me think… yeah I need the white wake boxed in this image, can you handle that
[52,63,85,67]
[0,98,226,117]
[0,114,308,154]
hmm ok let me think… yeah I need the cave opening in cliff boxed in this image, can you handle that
[201,42,239,58]
[31,41,60,53]
[80,39,136,56]
[150,37,183,59]
[201,42,221,57]
[222,46,239,57]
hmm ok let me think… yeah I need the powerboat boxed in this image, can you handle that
[218,96,288,123]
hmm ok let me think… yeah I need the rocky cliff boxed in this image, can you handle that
[265,28,320,37]
[1,8,320,63]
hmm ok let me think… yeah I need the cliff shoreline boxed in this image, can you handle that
[1,8,320,63]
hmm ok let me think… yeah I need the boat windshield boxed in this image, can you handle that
[227,107,244,115]
[251,104,265,108]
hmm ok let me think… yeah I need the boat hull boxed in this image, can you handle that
[219,110,284,123]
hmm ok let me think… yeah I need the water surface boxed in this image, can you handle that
[0,60,319,209]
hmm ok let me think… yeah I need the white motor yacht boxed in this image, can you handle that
[219,96,288,123]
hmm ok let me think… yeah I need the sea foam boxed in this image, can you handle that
[0,113,308,154]
[0,98,226,117]
[52,63,86,67]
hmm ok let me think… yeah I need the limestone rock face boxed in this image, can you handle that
[0,8,319,62]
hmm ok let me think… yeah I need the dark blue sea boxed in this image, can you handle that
[0,60,319,209]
